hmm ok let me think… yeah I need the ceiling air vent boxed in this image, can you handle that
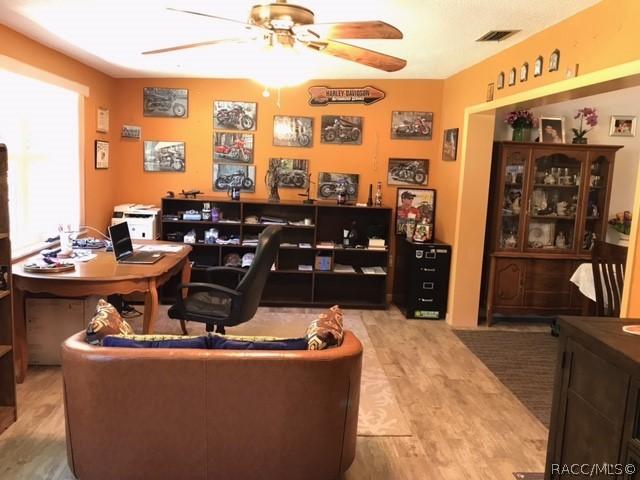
[476,30,520,42]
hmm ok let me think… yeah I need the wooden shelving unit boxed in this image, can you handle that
[0,144,16,435]
[161,197,392,308]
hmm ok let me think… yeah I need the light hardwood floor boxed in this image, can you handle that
[0,306,549,480]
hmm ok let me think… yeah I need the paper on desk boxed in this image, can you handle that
[137,244,184,253]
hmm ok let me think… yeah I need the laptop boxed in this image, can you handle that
[108,221,164,264]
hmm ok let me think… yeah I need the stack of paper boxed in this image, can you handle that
[298,243,312,248]
[333,264,355,273]
[298,264,313,271]
[361,266,387,275]
[317,241,335,249]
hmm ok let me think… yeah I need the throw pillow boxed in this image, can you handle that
[306,305,344,350]
[85,299,134,345]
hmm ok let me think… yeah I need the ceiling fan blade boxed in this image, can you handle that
[294,21,403,40]
[166,7,266,33]
[307,39,406,72]
[142,38,250,55]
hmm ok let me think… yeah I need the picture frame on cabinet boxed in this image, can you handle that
[609,115,637,137]
[539,117,566,144]
[213,132,254,163]
[395,187,436,238]
[534,56,544,77]
[121,124,141,139]
[520,62,528,82]
[143,141,185,172]
[549,49,560,72]
[391,111,433,140]
[213,100,257,131]
[273,115,313,147]
[387,159,428,185]
[497,72,505,89]
[269,158,309,188]
[317,172,359,201]
[143,87,188,118]
[508,68,516,86]
[95,140,109,169]
[97,107,109,133]
[442,128,459,161]
[213,163,256,192]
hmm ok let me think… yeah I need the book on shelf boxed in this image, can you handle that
[333,263,355,273]
[316,241,335,249]
[260,216,287,224]
[361,266,387,275]
[298,264,313,271]
[280,242,297,248]
[298,242,312,248]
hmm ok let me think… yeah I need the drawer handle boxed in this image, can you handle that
[419,298,434,303]
[420,267,436,272]
[422,282,434,290]
[425,252,436,259]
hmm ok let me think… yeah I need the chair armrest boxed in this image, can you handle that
[204,266,247,282]
[174,282,243,311]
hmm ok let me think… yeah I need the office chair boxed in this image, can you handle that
[168,225,282,334]
[591,240,628,317]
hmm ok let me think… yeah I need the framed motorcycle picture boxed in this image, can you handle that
[269,158,309,188]
[395,187,436,238]
[213,132,254,163]
[387,158,428,186]
[320,115,362,145]
[273,115,313,147]
[391,111,433,140]
[317,172,359,202]
[143,141,185,172]
[143,87,188,118]
[213,163,256,192]
[213,100,257,131]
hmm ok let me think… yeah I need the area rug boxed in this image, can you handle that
[454,330,557,428]
[144,307,413,437]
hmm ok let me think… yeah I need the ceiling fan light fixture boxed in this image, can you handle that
[252,40,311,89]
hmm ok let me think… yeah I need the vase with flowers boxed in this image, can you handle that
[505,110,536,142]
[609,210,632,244]
[572,107,598,144]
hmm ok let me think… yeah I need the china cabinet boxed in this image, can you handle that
[484,141,621,325]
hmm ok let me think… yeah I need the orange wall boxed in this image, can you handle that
[111,78,443,219]
[0,24,117,232]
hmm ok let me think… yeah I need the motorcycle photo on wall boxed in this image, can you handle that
[213,100,257,131]
[214,132,254,163]
[317,172,359,202]
[143,141,185,172]
[273,115,313,148]
[387,158,428,186]
[391,111,433,140]
[270,158,309,188]
[143,87,188,118]
[320,115,362,145]
[213,163,256,192]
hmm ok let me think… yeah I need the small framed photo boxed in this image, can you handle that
[486,83,494,102]
[121,124,141,139]
[214,132,254,163]
[269,158,309,188]
[549,49,560,72]
[97,107,109,133]
[95,140,109,169]
[395,188,436,238]
[497,72,505,90]
[320,115,363,145]
[508,68,516,86]
[391,111,433,140]
[539,117,566,144]
[520,62,528,82]
[273,115,313,147]
[387,159,428,186]
[442,128,459,161]
[534,56,543,77]
[609,115,637,137]
[317,172,359,201]
[143,87,188,118]
[213,100,257,131]
[143,141,185,172]
[213,163,256,192]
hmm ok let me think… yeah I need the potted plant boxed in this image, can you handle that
[505,110,536,141]
[572,107,598,144]
[609,210,632,244]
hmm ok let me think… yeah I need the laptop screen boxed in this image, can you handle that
[108,222,134,261]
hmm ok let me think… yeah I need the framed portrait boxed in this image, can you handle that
[539,117,566,144]
[143,141,185,172]
[214,132,254,163]
[609,115,637,137]
[269,158,309,188]
[273,115,313,147]
[213,163,256,192]
[97,107,109,133]
[534,56,543,77]
[143,87,188,118]
[486,83,494,102]
[549,49,560,72]
[95,140,109,169]
[520,62,528,82]
[320,115,363,145]
[442,128,459,161]
[317,172,359,201]
[395,188,436,238]
[121,124,141,139]
[391,111,433,140]
[508,68,516,86]
[497,72,505,90]
[387,159,428,186]
[213,100,257,131]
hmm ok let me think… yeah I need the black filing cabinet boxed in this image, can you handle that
[392,239,451,319]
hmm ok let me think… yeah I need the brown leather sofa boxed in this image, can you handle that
[61,331,362,480]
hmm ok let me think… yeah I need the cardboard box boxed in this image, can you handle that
[26,297,100,365]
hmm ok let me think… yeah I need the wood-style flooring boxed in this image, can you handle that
[0,306,548,479]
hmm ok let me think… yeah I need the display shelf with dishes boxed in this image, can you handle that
[484,142,621,325]
[161,197,392,308]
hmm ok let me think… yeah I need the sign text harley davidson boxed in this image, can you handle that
[308,86,385,106]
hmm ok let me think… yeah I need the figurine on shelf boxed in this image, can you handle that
[266,161,280,203]
[555,231,566,248]
[298,173,315,204]
[374,181,383,207]
[504,231,517,248]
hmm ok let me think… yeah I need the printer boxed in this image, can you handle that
[111,204,160,239]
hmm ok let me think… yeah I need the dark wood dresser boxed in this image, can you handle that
[546,316,640,479]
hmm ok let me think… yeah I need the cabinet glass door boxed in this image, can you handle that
[580,153,611,253]
[497,148,526,250]
[526,150,584,253]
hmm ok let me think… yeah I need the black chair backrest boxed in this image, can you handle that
[234,225,282,322]
[591,240,628,317]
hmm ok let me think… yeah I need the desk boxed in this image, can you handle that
[12,243,192,383]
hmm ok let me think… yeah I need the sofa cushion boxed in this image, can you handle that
[85,299,134,345]
[210,333,308,350]
[306,305,344,350]
[103,333,209,349]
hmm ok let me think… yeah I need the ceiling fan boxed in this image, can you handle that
[142,0,407,72]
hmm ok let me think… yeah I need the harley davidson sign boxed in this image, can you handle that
[308,86,385,106]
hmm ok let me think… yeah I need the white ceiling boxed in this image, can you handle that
[0,0,600,79]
